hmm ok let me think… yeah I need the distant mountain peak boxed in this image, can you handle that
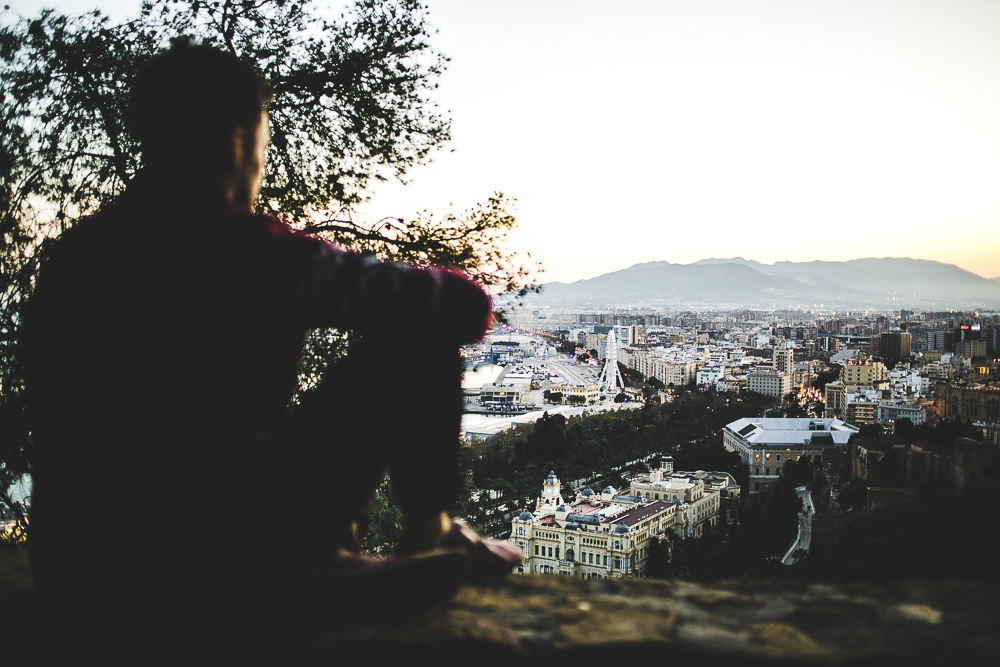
[692,256,753,264]
[523,256,1000,309]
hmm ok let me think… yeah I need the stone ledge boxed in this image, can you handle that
[3,547,998,664]
[319,575,999,665]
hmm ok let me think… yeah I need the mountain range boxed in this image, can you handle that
[521,258,1000,310]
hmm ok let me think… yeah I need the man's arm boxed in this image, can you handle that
[275,220,492,344]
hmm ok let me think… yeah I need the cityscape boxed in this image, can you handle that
[454,297,999,581]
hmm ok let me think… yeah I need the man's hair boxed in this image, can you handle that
[130,40,274,166]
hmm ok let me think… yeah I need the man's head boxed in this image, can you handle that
[130,41,274,209]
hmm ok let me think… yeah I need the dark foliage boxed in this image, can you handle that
[812,363,841,392]
[661,457,809,583]
[457,389,765,533]
[0,0,539,521]
[788,420,1000,584]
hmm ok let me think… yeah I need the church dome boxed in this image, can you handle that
[518,511,534,522]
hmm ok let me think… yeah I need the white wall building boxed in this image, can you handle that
[773,344,794,375]
[696,365,726,387]
[510,463,733,578]
[747,370,792,400]
[723,417,858,493]
[511,472,676,579]
[877,401,926,427]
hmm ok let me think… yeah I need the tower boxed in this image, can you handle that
[649,453,674,483]
[597,328,625,394]
[535,471,564,517]
[773,338,793,375]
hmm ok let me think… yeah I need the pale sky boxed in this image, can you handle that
[8,0,1000,284]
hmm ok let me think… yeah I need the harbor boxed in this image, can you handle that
[461,338,632,440]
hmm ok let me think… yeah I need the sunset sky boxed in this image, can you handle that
[9,0,1000,285]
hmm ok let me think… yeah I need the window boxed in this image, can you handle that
[534,545,539,555]
[555,547,560,559]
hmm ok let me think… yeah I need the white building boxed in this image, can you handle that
[627,455,734,538]
[511,472,675,579]
[480,383,525,405]
[792,361,817,390]
[723,417,858,493]
[773,344,794,375]
[510,463,733,578]
[877,400,926,427]
[843,387,881,425]
[629,352,698,388]
[696,365,726,387]
[747,369,792,400]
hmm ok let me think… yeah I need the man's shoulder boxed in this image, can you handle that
[49,202,321,254]
[218,210,337,265]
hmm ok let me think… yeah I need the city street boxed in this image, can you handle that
[782,486,815,565]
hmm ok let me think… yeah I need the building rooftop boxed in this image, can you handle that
[611,494,645,504]
[608,501,674,527]
[569,502,603,516]
[726,417,858,447]
[565,512,602,526]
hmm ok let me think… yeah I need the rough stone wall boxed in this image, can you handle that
[322,575,999,665]
[3,547,998,665]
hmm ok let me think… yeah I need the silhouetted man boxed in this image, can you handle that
[24,41,518,661]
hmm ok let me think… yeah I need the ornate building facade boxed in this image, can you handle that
[509,459,735,578]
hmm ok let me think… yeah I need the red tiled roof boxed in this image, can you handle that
[570,502,604,515]
[604,501,673,527]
